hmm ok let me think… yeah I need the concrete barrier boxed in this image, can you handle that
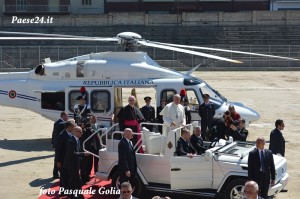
[1,10,300,27]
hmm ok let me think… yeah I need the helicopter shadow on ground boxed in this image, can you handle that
[0,138,53,152]
[0,154,54,168]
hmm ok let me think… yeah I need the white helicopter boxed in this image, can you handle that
[0,31,298,127]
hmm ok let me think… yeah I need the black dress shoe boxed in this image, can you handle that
[53,175,59,179]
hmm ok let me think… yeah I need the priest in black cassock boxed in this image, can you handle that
[117,96,145,153]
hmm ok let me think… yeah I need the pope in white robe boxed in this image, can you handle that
[160,94,186,136]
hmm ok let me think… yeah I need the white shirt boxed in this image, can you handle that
[160,102,186,136]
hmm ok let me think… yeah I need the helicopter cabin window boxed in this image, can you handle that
[82,0,92,5]
[91,90,110,113]
[41,92,65,111]
[68,91,89,112]
[160,89,176,103]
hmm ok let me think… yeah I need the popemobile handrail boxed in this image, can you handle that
[83,127,107,158]
[102,123,120,147]
[140,122,163,128]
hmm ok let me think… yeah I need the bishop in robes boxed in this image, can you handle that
[160,94,186,136]
[117,96,145,153]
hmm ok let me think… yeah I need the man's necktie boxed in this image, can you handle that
[260,150,265,172]
[77,140,80,152]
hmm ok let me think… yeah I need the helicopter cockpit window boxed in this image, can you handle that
[91,90,110,113]
[69,91,89,112]
[161,89,176,103]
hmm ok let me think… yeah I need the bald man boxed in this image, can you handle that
[160,94,186,136]
[117,96,144,151]
[248,137,275,199]
[118,128,138,190]
[243,181,264,199]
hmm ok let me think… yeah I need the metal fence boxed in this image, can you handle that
[0,45,299,69]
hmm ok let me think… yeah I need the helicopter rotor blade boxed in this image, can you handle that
[153,41,299,61]
[138,40,242,64]
[0,31,113,40]
[0,36,118,42]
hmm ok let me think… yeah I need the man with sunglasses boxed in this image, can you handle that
[64,126,89,199]
[119,182,138,199]
[269,119,286,157]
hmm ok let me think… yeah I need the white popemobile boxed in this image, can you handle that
[91,123,288,199]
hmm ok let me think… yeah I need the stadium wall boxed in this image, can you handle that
[1,10,300,27]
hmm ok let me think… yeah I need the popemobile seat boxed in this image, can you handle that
[142,127,164,154]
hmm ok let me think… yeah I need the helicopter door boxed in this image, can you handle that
[113,87,157,124]
[185,89,201,122]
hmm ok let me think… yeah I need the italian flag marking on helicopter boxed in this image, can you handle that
[9,90,17,99]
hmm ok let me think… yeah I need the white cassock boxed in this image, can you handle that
[160,102,186,136]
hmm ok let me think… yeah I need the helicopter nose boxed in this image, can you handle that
[242,107,260,122]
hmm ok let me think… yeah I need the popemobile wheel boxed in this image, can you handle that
[132,176,144,197]
[225,178,247,199]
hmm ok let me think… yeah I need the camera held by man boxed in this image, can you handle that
[226,118,249,141]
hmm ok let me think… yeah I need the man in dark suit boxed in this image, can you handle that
[226,118,249,141]
[140,96,155,131]
[269,119,285,157]
[118,128,138,189]
[55,120,76,191]
[248,137,275,199]
[51,111,68,179]
[64,126,88,199]
[190,126,206,155]
[176,128,196,156]
[243,181,264,199]
[198,94,215,140]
